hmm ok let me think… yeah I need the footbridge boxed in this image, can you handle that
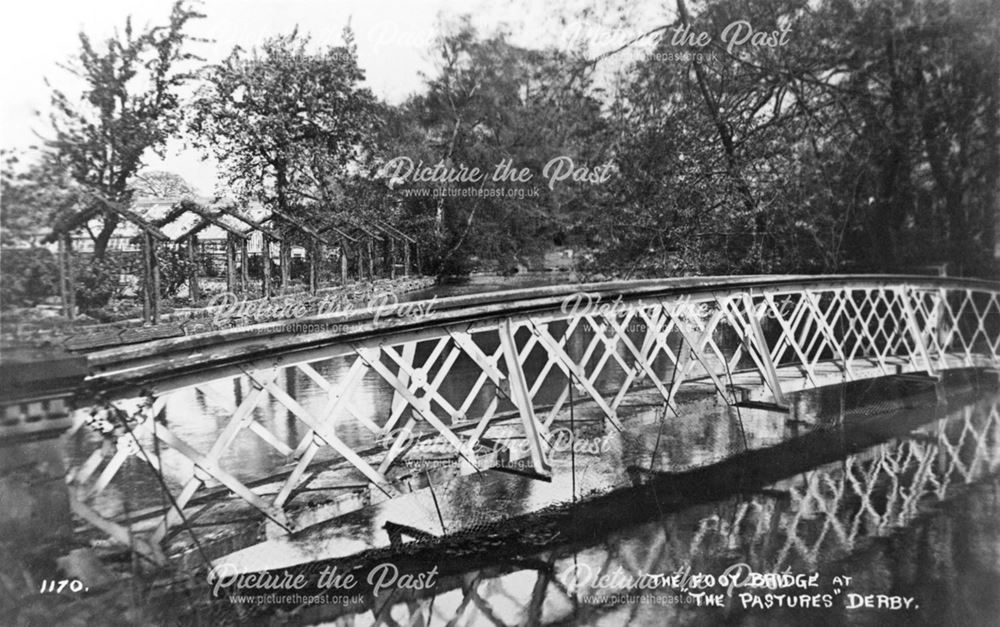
[46,275,1000,563]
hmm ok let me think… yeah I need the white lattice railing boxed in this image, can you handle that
[61,276,1000,562]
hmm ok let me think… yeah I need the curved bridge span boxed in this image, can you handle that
[64,275,999,562]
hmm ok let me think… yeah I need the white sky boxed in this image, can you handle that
[0,0,666,194]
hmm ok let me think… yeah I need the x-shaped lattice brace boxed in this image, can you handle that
[529,315,626,430]
[66,385,298,556]
[526,297,705,426]
[716,293,788,406]
[63,403,167,564]
[758,290,851,387]
[650,296,735,403]
[606,304,686,415]
[897,286,939,377]
[907,289,953,371]
[838,288,903,375]
[352,318,556,479]
[69,359,406,553]
[941,289,1000,366]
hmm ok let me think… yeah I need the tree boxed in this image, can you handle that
[190,28,378,222]
[575,0,998,277]
[0,150,78,247]
[0,248,60,309]
[129,170,197,198]
[380,17,609,275]
[44,0,203,259]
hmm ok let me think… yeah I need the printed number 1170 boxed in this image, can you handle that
[39,579,87,593]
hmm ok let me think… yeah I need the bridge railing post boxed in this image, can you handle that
[899,286,938,378]
[499,319,551,476]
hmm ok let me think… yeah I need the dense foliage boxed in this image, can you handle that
[189,29,378,227]
[0,248,60,308]
[587,0,998,277]
[2,0,997,314]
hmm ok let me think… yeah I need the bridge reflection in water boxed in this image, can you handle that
[278,386,1000,627]
[59,276,999,565]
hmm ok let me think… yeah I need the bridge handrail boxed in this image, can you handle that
[85,274,999,394]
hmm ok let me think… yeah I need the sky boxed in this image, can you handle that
[0,0,664,195]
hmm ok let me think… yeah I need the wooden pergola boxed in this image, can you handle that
[264,207,354,295]
[152,200,267,301]
[45,191,173,323]
[319,216,380,282]
[319,213,418,281]
[372,218,417,278]
[45,194,422,323]
[210,205,285,297]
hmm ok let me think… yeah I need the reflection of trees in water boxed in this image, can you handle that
[347,395,1000,626]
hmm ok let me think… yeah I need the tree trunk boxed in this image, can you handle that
[276,160,292,292]
[871,32,911,271]
[368,236,375,280]
[340,240,349,285]
[187,236,200,303]
[280,239,291,291]
[262,234,272,298]
[309,242,318,294]
[240,238,250,294]
[92,215,120,260]
[150,237,161,323]
[141,233,160,323]
[226,235,238,294]
[389,237,397,279]
[60,234,76,320]
[981,74,999,269]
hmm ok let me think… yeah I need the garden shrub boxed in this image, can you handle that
[0,247,59,308]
